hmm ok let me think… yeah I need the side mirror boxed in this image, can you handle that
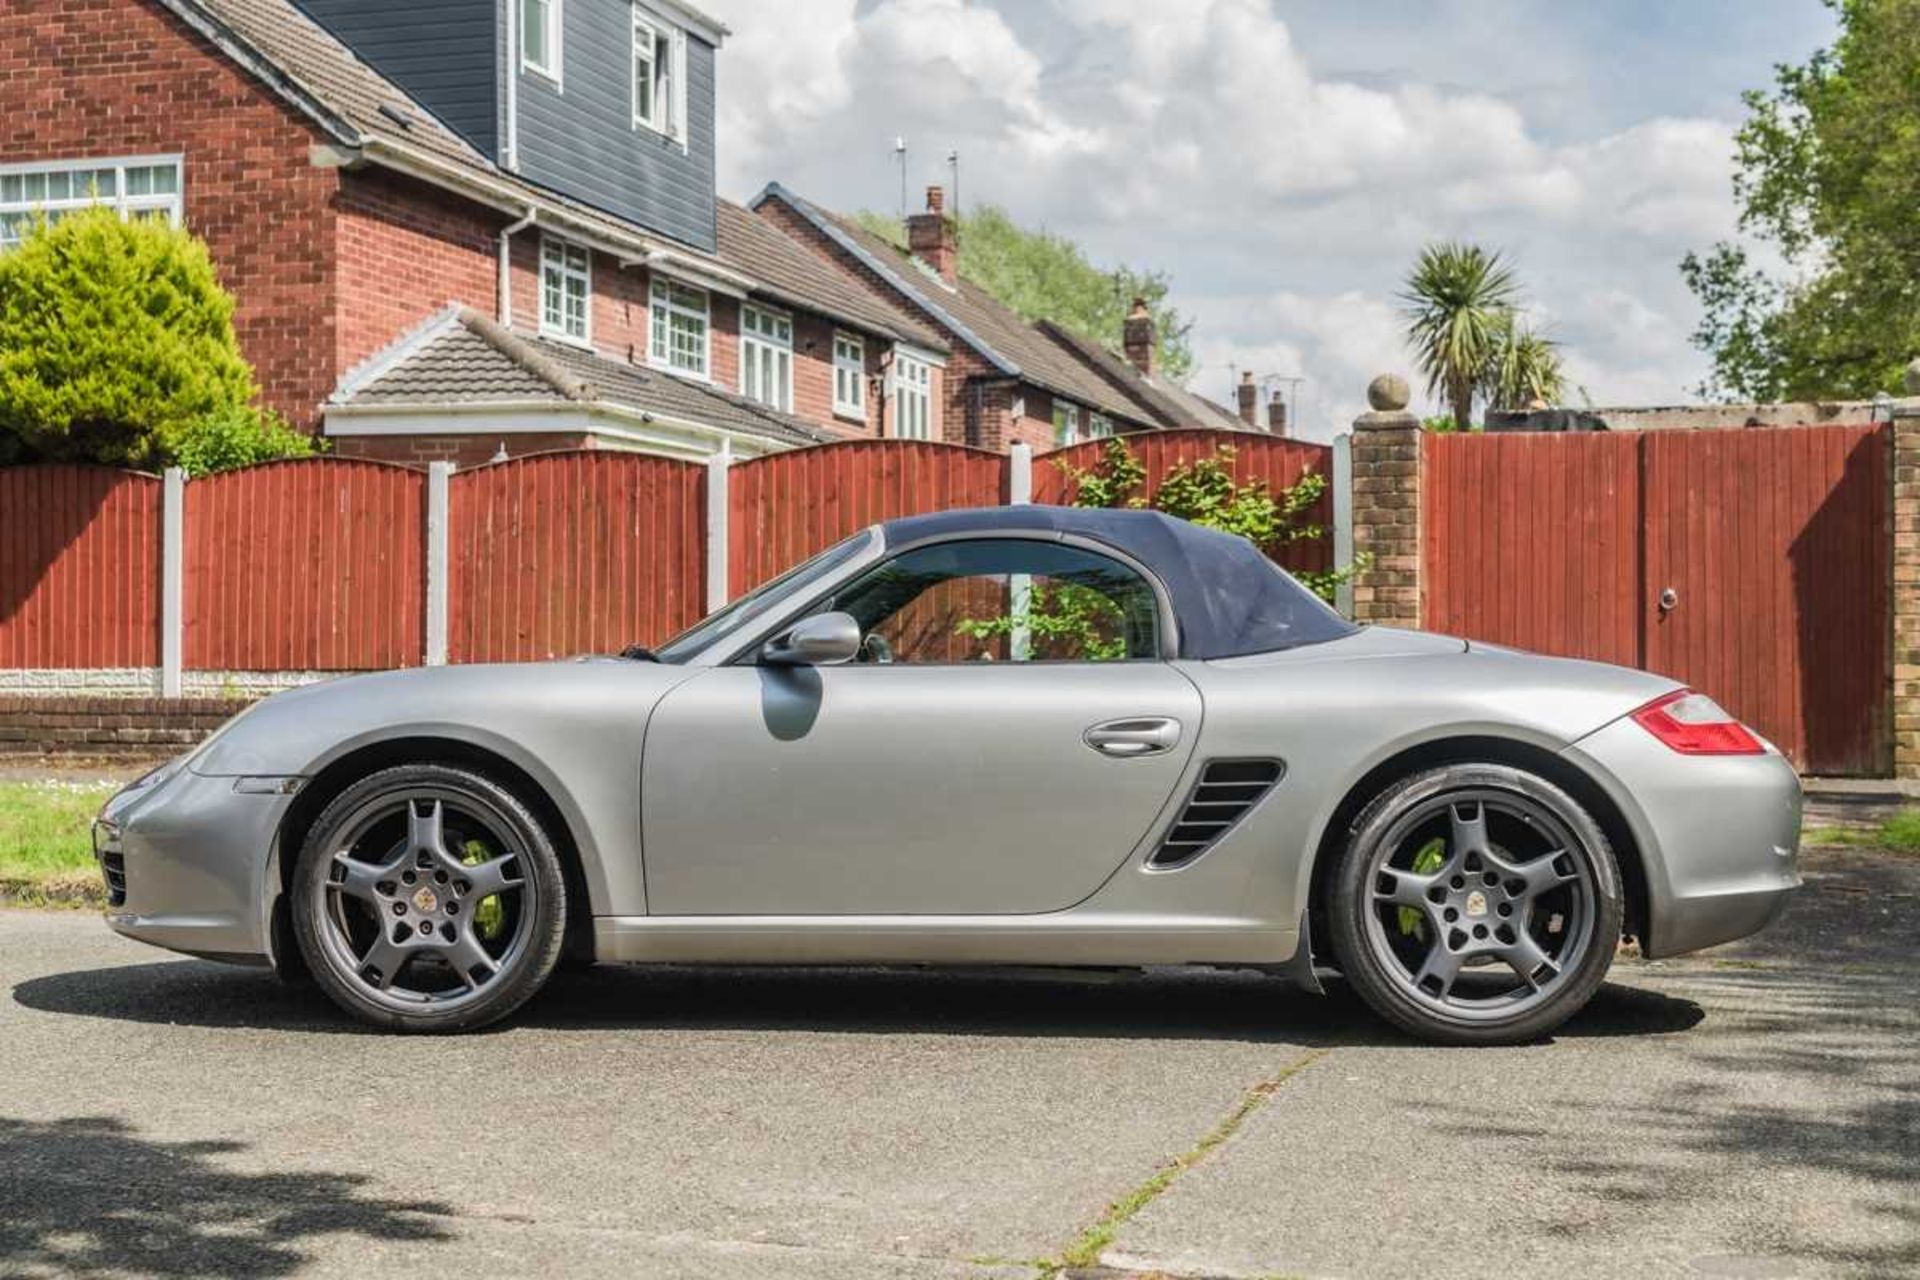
[761,611,862,666]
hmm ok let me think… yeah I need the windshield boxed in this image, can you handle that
[652,527,879,663]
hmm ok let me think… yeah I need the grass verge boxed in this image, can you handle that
[1804,809,1920,851]
[0,779,117,907]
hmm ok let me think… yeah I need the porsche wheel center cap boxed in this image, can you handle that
[412,885,439,914]
[1464,890,1488,918]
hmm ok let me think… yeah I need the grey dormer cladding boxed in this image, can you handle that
[289,0,719,253]
[514,2,719,253]
[291,0,499,153]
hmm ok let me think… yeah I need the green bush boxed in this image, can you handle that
[0,205,258,468]
[171,405,316,477]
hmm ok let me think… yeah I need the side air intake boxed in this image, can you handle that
[1149,759,1285,869]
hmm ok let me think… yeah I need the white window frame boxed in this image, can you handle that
[631,5,684,140]
[649,275,711,378]
[892,352,934,441]
[521,0,562,86]
[0,155,183,251]
[833,333,866,420]
[740,303,794,414]
[539,235,591,345]
[1052,400,1081,447]
[1088,412,1114,439]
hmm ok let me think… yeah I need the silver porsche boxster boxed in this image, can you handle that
[94,505,1801,1044]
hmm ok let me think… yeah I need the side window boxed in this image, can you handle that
[821,539,1160,664]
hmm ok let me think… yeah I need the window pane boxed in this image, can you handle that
[22,173,45,202]
[827,539,1158,664]
[523,0,547,65]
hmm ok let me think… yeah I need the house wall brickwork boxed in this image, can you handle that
[335,166,502,379]
[0,0,343,427]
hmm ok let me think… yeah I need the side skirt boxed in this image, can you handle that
[592,913,1296,967]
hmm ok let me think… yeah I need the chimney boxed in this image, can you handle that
[1122,297,1155,378]
[1267,390,1288,436]
[908,185,956,284]
[1237,370,1258,426]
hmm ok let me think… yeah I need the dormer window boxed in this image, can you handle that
[632,4,684,141]
[520,0,561,84]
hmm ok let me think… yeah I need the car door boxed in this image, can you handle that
[641,536,1202,916]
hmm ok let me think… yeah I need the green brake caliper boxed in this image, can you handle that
[462,839,508,941]
[1398,838,1447,938]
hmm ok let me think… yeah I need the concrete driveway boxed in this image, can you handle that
[1,847,1914,1280]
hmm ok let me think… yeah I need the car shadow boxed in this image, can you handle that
[10,957,1703,1046]
[0,1114,452,1277]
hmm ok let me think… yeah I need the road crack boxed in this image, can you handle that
[1042,1048,1330,1276]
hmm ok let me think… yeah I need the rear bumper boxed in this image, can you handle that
[1565,716,1801,959]
[95,765,287,964]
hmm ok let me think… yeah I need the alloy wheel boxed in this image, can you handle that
[311,788,536,1014]
[1359,788,1597,1023]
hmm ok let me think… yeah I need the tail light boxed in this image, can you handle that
[1630,690,1764,756]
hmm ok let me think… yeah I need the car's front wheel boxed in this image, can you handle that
[291,763,568,1033]
[1325,763,1623,1046]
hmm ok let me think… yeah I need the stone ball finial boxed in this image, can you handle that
[1904,357,1920,396]
[1367,373,1410,412]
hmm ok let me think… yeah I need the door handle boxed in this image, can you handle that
[1084,717,1182,757]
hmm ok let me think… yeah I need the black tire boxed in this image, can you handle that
[291,763,568,1033]
[1325,763,1623,1046]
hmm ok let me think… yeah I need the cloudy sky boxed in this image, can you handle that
[702,0,1836,440]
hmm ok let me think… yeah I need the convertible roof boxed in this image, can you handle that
[878,506,1357,659]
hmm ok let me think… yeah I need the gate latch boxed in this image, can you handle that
[1658,586,1679,613]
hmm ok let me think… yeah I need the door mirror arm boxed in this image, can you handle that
[761,611,863,666]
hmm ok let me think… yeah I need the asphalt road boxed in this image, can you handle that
[1,848,1914,1280]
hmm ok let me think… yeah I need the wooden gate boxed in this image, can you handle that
[1423,425,1891,775]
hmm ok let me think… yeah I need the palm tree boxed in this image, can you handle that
[1481,311,1567,411]
[1400,242,1520,430]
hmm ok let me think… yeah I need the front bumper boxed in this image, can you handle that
[1567,716,1802,959]
[95,765,293,965]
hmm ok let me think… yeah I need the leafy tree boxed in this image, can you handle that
[170,404,316,477]
[1480,311,1567,412]
[1400,241,1522,431]
[0,206,293,471]
[854,205,1194,380]
[1400,241,1570,427]
[1683,0,1920,400]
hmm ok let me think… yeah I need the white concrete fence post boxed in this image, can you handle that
[160,467,185,697]
[1008,441,1033,506]
[1006,441,1034,660]
[706,450,731,613]
[1332,432,1355,619]
[424,461,451,666]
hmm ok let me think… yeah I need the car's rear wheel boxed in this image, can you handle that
[291,763,567,1033]
[1325,763,1622,1046]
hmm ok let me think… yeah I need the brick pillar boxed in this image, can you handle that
[1350,373,1422,627]
[1892,379,1920,776]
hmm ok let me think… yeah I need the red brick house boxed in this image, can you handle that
[752,184,1262,451]
[2,0,1261,464]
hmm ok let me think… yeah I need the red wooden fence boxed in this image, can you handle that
[186,459,425,671]
[1422,425,1891,774]
[0,465,161,668]
[1422,432,1643,666]
[729,440,1006,593]
[449,451,705,661]
[1641,426,1890,776]
[1034,430,1335,574]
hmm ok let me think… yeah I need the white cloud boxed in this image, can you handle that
[706,0,1752,438]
